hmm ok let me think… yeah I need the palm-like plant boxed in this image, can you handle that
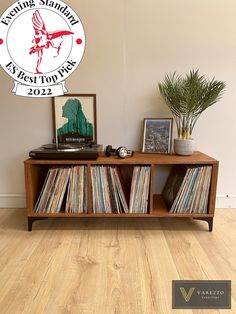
[158,69,226,139]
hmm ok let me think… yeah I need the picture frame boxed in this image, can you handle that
[53,94,97,144]
[142,118,173,153]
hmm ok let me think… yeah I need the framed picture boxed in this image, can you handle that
[142,118,173,153]
[53,94,97,144]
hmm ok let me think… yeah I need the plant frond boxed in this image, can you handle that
[158,69,226,139]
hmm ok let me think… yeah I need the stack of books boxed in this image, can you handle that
[34,165,87,214]
[162,165,212,214]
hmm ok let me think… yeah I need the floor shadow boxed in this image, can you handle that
[0,208,28,231]
[30,217,209,232]
[0,209,210,232]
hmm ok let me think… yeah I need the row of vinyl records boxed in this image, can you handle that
[91,165,150,213]
[162,165,212,214]
[34,166,87,214]
[34,165,151,214]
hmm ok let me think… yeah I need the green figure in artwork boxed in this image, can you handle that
[57,98,93,142]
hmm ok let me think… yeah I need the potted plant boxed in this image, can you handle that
[158,69,226,155]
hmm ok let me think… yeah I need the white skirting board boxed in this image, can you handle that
[0,194,236,209]
[215,195,236,209]
[0,194,26,208]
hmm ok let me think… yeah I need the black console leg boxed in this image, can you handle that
[28,217,49,231]
[208,218,213,232]
[28,217,33,232]
[193,217,213,232]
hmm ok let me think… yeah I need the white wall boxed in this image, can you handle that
[0,0,236,208]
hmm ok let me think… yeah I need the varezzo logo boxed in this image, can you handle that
[172,280,231,309]
[0,0,86,97]
[179,287,195,302]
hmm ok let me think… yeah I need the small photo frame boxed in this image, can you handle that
[142,118,173,153]
[53,94,97,144]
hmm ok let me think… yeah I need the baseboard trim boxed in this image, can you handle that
[215,195,236,209]
[0,194,235,209]
[0,194,26,208]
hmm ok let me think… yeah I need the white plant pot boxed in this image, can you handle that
[174,138,195,156]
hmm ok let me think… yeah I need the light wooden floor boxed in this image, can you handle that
[0,209,235,314]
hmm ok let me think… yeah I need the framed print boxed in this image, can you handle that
[53,94,97,144]
[142,118,173,153]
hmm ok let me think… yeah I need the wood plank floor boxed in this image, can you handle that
[0,209,235,314]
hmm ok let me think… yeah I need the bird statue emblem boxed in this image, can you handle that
[29,10,74,74]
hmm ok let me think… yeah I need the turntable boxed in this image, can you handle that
[29,143,102,160]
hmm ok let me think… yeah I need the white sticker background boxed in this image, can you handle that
[0,0,86,96]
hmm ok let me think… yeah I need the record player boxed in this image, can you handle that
[29,143,102,160]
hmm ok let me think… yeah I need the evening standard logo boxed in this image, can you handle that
[0,0,85,97]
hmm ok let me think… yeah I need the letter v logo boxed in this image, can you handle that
[180,287,195,302]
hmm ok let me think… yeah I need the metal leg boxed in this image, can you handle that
[28,217,33,232]
[193,217,213,232]
[28,217,48,231]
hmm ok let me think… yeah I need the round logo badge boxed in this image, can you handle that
[0,0,86,97]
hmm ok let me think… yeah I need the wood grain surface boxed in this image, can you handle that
[0,208,235,314]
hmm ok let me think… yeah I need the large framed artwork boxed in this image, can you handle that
[142,118,173,153]
[53,94,97,144]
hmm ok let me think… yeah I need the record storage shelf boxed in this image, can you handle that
[24,151,219,231]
